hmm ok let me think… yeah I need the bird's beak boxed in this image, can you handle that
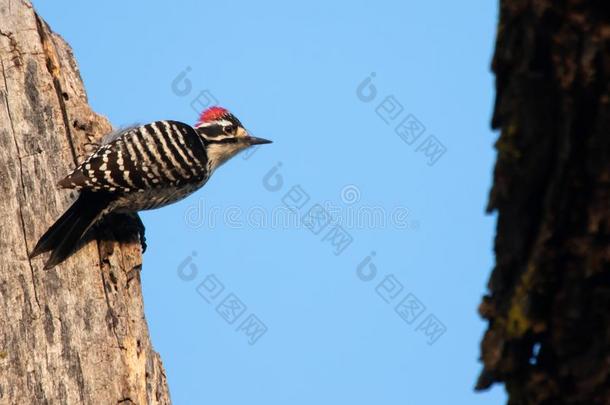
[247,136,272,145]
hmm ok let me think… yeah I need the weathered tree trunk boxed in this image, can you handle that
[477,1,610,404]
[0,1,170,403]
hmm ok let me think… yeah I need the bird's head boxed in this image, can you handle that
[194,106,271,170]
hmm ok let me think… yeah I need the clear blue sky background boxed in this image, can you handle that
[35,1,505,404]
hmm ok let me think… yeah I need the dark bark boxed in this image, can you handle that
[477,1,610,404]
[0,1,171,403]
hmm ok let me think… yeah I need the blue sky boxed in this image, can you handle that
[35,1,505,403]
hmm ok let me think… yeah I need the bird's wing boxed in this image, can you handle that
[58,121,208,192]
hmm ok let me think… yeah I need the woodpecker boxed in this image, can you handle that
[30,106,271,269]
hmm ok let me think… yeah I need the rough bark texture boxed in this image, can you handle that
[478,1,610,404]
[0,1,171,403]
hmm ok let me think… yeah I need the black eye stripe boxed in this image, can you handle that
[199,125,226,138]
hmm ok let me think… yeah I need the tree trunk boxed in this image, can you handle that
[0,1,171,403]
[477,1,610,404]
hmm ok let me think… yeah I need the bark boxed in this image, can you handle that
[0,1,170,403]
[477,1,610,404]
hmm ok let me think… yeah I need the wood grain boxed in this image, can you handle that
[0,1,171,403]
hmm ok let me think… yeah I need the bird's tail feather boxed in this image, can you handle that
[30,190,112,269]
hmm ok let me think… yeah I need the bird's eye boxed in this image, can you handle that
[224,125,237,135]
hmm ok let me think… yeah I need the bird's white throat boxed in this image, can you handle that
[206,142,246,171]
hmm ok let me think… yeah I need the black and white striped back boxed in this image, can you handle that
[60,120,211,210]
